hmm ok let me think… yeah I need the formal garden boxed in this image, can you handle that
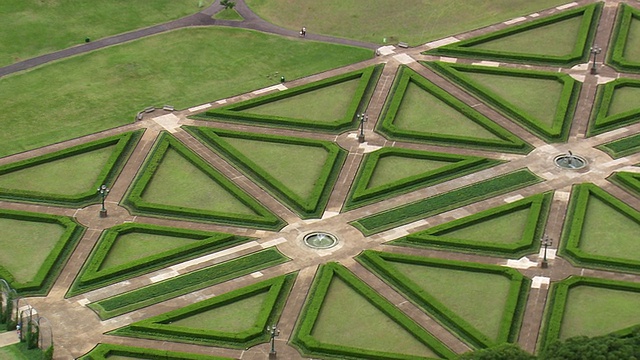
[1,1,640,359]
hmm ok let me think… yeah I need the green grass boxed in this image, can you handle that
[0,342,44,360]
[559,285,640,339]
[607,85,640,116]
[434,208,530,244]
[0,0,214,67]
[390,262,510,341]
[394,82,500,140]
[472,16,582,55]
[213,8,244,21]
[597,133,640,158]
[243,79,360,121]
[366,156,457,189]
[623,16,640,61]
[0,146,115,195]
[311,277,438,358]
[0,218,65,283]
[0,27,372,158]
[244,0,569,45]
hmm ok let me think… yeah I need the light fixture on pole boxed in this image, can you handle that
[541,234,553,268]
[98,184,110,218]
[590,45,602,75]
[357,113,368,143]
[267,324,280,359]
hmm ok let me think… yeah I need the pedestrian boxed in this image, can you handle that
[301,27,306,37]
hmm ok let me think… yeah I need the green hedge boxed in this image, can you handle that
[426,3,601,66]
[426,62,580,142]
[596,133,640,158]
[0,210,85,296]
[87,248,289,319]
[109,273,296,349]
[540,276,640,351]
[377,66,531,153]
[79,343,235,360]
[67,223,253,297]
[560,183,640,273]
[291,262,456,360]
[185,126,346,218]
[357,251,529,349]
[0,130,143,207]
[193,65,382,132]
[609,171,640,197]
[345,147,502,211]
[122,132,284,230]
[588,78,640,136]
[351,169,542,235]
[393,192,552,257]
[607,4,640,73]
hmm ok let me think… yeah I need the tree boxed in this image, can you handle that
[458,343,536,360]
[541,327,640,360]
[220,0,236,10]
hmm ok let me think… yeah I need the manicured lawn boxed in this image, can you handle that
[578,196,640,260]
[390,262,511,341]
[142,148,257,215]
[170,292,267,332]
[394,82,500,139]
[0,342,44,360]
[472,16,582,55]
[607,85,640,116]
[311,277,438,358]
[0,0,213,67]
[218,137,330,198]
[0,146,115,195]
[461,73,563,127]
[559,285,640,339]
[98,232,202,270]
[245,0,568,45]
[623,16,640,61]
[435,208,530,244]
[245,79,360,121]
[0,218,65,283]
[0,27,372,158]
[366,156,455,189]
[213,8,244,21]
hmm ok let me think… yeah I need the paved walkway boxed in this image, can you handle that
[2,0,640,359]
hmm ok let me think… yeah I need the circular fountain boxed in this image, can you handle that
[303,232,338,249]
[554,151,587,170]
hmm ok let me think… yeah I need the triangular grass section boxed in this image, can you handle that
[0,209,85,295]
[541,276,640,348]
[123,132,284,230]
[109,273,296,349]
[610,171,640,197]
[597,133,640,158]
[427,62,580,142]
[561,183,640,272]
[185,127,346,218]
[608,4,640,72]
[426,3,601,66]
[291,262,455,360]
[344,147,502,211]
[0,130,143,207]
[357,251,529,349]
[67,223,253,297]
[378,66,531,153]
[195,66,380,131]
[589,78,640,136]
[393,192,552,256]
[78,343,235,360]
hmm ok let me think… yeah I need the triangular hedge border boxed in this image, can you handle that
[589,78,640,136]
[608,3,640,73]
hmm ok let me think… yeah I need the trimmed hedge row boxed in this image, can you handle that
[426,61,581,142]
[185,126,347,219]
[560,183,640,273]
[607,3,640,73]
[351,169,542,236]
[0,210,85,296]
[393,192,553,257]
[609,171,640,197]
[596,133,640,158]
[110,273,296,349]
[540,276,640,351]
[194,65,382,132]
[377,66,531,153]
[122,132,285,230]
[356,250,530,349]
[0,130,143,207]
[291,262,456,360]
[588,78,640,136]
[67,223,253,297]
[87,248,289,319]
[426,3,602,66]
[344,147,502,211]
[79,343,234,360]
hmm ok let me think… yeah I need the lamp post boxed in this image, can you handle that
[357,113,368,143]
[590,45,602,75]
[540,234,553,268]
[97,184,110,218]
[267,324,280,358]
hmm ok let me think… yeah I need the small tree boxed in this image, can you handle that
[220,0,236,10]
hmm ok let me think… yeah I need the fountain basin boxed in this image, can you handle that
[303,232,338,249]
[554,153,587,170]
